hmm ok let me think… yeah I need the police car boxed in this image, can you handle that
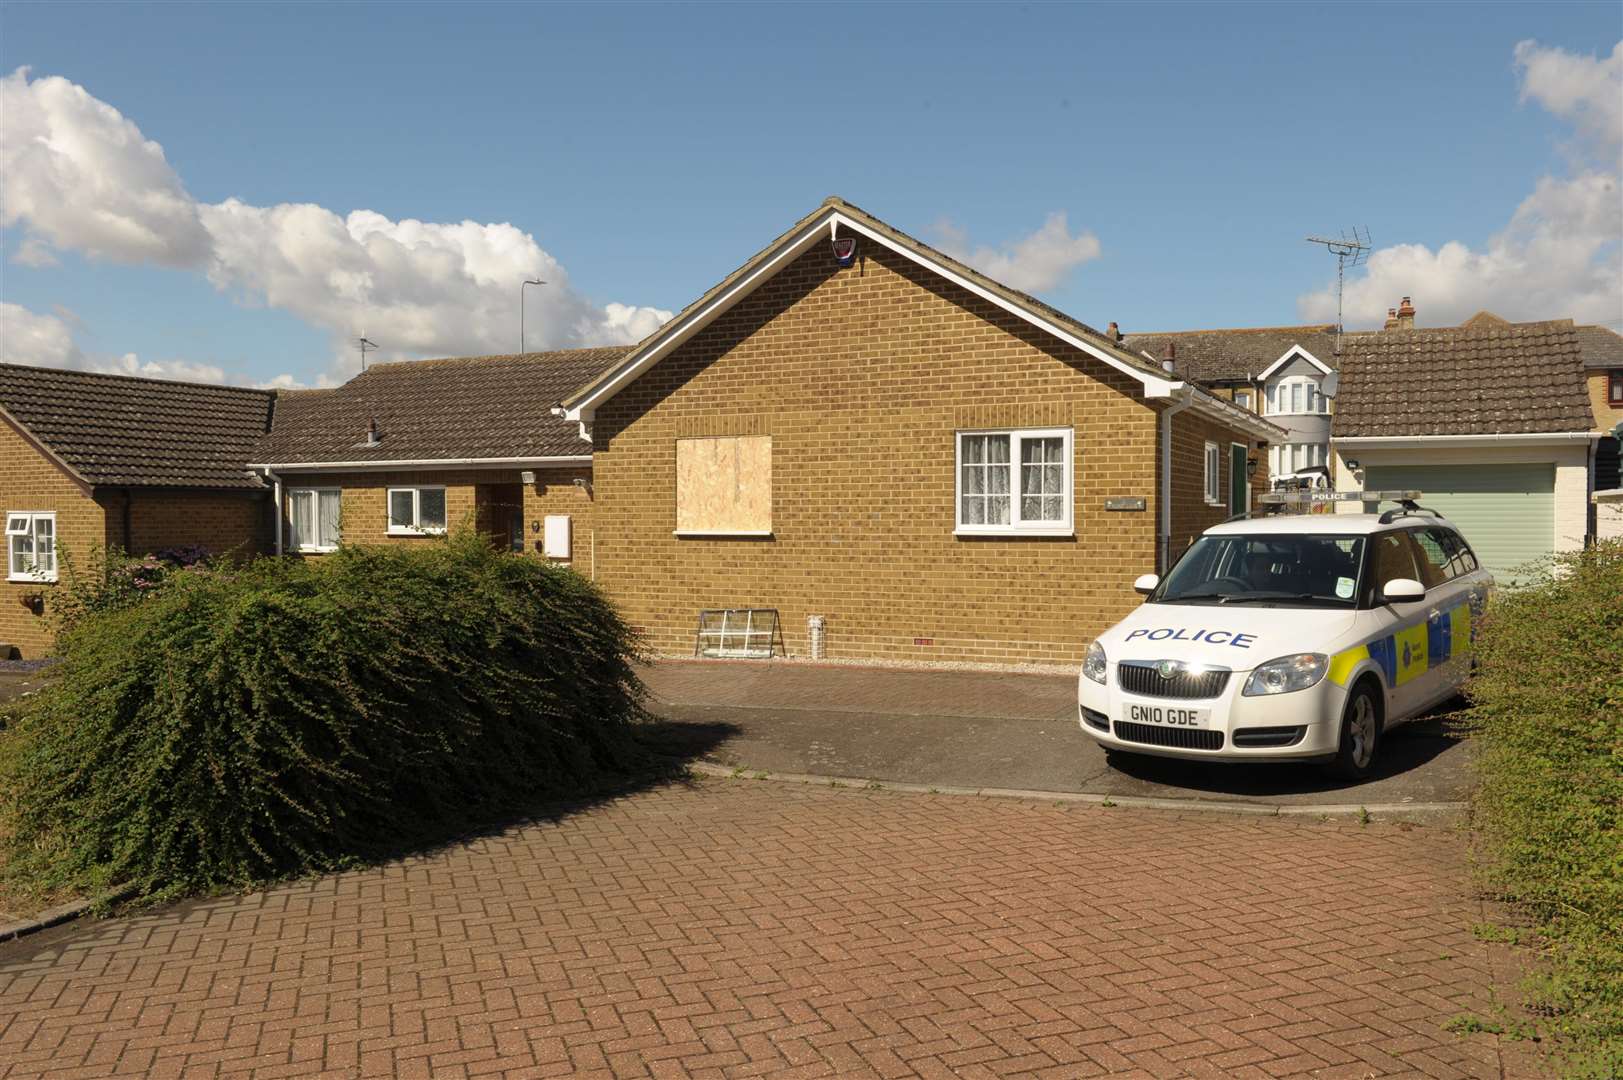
[1078,492,1490,779]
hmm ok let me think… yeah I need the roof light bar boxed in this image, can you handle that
[1259,489,1422,506]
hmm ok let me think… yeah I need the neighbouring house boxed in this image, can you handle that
[1330,312,1604,585]
[1121,322,1344,487]
[1578,323,1623,491]
[0,364,277,657]
[560,196,1283,665]
[248,349,626,568]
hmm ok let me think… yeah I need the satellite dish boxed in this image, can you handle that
[1321,371,1340,398]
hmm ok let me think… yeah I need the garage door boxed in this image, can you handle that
[1363,463,1554,586]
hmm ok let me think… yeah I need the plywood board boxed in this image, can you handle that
[676,436,772,534]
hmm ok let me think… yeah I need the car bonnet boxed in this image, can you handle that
[1098,604,1361,670]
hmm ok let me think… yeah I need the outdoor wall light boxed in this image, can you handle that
[1246,457,1258,479]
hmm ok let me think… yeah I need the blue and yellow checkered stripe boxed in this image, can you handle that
[1328,599,1472,688]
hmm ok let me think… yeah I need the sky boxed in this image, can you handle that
[1,1,1619,388]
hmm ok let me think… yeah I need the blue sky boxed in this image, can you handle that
[2,1,1619,387]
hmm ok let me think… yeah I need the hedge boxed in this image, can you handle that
[0,534,654,903]
[1466,539,1622,1078]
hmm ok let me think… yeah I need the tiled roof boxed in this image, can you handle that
[0,364,275,489]
[1576,324,1623,370]
[252,348,627,465]
[1121,326,1340,383]
[1332,319,1594,438]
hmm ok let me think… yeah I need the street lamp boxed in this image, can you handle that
[520,279,546,353]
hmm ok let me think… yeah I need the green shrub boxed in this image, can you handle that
[1465,539,1623,1078]
[0,534,654,903]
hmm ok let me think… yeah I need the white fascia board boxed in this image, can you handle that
[565,209,1180,424]
[1257,345,1333,381]
[1186,392,1287,442]
[1333,432,1602,448]
[249,455,592,472]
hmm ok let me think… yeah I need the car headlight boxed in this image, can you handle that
[1083,641,1108,685]
[1242,653,1328,696]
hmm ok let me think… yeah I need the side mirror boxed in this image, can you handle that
[1133,573,1160,596]
[1381,577,1425,603]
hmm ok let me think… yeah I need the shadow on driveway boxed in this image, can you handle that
[641,660,1474,807]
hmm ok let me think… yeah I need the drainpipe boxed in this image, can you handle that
[265,469,284,556]
[1159,387,1196,572]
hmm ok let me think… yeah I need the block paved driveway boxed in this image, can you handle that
[0,779,1536,1079]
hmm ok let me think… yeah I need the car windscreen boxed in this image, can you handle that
[1153,534,1365,607]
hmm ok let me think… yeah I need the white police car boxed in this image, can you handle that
[1078,492,1490,779]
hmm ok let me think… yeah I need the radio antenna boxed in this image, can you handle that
[1306,227,1370,355]
[356,336,379,372]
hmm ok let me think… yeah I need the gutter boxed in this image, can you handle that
[1334,432,1602,447]
[246,455,592,472]
[1159,387,1196,572]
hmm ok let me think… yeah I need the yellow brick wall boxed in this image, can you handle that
[588,240,1263,665]
[0,418,105,657]
[103,489,271,561]
[1168,410,1270,564]
[277,467,594,567]
[1588,370,1622,431]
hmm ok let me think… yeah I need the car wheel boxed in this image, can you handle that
[1327,682,1381,781]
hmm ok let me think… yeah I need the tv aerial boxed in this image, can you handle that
[1306,227,1370,355]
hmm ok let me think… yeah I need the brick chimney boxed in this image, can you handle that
[1161,340,1177,372]
[1396,296,1416,330]
[1383,308,1399,331]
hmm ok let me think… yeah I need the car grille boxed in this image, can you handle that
[1118,661,1231,699]
[1114,721,1225,751]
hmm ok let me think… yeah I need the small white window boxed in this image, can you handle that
[956,428,1072,535]
[1203,442,1222,505]
[288,488,342,552]
[386,486,447,535]
[1234,391,1252,411]
[1269,376,1329,415]
[6,511,57,582]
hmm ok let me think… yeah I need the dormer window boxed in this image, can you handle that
[1266,376,1329,415]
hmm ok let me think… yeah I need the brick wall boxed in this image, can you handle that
[277,466,594,567]
[0,418,103,657]
[102,489,271,561]
[1588,370,1621,431]
[589,240,1265,665]
[1168,409,1270,564]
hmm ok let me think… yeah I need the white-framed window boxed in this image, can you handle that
[287,488,342,552]
[387,486,447,535]
[1203,442,1222,505]
[1234,391,1252,411]
[1265,376,1329,415]
[1271,442,1328,474]
[955,428,1073,535]
[6,511,57,582]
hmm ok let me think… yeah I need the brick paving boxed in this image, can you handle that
[0,779,1534,1079]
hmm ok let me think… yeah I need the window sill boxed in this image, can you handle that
[954,527,1074,538]
[386,528,446,537]
[1204,498,1224,507]
[674,530,774,538]
[7,575,56,584]
[294,547,338,554]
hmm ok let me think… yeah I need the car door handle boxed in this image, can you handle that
[1428,609,1441,620]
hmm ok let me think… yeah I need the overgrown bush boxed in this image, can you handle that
[52,542,218,633]
[1466,539,1622,1078]
[0,534,654,903]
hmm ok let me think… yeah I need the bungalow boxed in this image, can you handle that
[0,364,276,657]
[1331,312,1607,585]
[562,197,1283,665]
[248,349,625,566]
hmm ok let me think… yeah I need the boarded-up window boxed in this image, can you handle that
[676,436,772,535]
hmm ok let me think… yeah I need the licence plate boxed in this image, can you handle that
[1127,704,1211,728]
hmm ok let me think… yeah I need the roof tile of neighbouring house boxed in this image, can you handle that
[0,363,276,489]
[1120,326,1341,383]
[1331,319,1594,438]
[1576,324,1623,369]
[252,347,629,465]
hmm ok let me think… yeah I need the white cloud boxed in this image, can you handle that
[931,211,1102,293]
[1299,40,1622,329]
[0,68,672,379]
[1,300,273,386]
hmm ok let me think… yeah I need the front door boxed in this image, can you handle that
[1229,443,1249,516]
